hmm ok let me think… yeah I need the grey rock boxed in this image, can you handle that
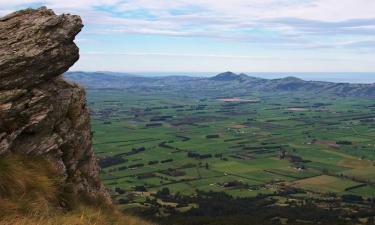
[0,7,82,90]
[0,7,110,202]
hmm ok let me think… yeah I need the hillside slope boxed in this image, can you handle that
[0,154,153,225]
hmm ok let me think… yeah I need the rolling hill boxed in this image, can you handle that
[65,71,375,97]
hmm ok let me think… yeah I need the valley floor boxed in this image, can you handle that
[88,88,375,224]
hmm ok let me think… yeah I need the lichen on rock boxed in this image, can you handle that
[0,7,109,201]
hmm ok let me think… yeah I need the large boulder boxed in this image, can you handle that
[0,7,109,201]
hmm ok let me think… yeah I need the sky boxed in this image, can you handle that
[1,0,375,73]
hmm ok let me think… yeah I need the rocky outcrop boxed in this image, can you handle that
[0,7,109,201]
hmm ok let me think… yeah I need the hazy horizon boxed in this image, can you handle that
[67,71,375,84]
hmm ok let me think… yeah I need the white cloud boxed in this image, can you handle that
[2,0,375,71]
[74,50,375,72]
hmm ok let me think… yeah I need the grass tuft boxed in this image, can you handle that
[0,154,154,225]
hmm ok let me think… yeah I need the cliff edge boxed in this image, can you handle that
[0,7,108,201]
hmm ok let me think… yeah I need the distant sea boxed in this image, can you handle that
[135,72,375,84]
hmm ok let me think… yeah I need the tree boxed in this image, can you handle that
[158,187,170,196]
[135,185,147,192]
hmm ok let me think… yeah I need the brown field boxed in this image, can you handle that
[219,98,259,102]
[337,158,372,169]
[220,98,242,102]
[287,108,308,111]
[317,140,340,148]
[292,175,359,193]
[233,154,254,160]
[230,124,248,129]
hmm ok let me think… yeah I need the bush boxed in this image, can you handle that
[206,134,220,139]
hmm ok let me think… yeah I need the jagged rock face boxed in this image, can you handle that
[0,7,109,201]
[0,7,82,90]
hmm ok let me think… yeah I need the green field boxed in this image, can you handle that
[87,88,375,218]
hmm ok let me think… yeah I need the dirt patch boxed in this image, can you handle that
[219,98,259,102]
[293,175,337,188]
[220,98,242,102]
[287,108,308,111]
[230,124,248,129]
[317,140,340,149]
[337,158,372,169]
[231,154,254,160]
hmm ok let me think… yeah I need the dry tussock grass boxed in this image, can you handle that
[0,154,154,225]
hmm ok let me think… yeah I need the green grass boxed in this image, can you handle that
[349,185,375,197]
[87,89,375,209]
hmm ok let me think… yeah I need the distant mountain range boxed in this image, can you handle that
[65,71,375,97]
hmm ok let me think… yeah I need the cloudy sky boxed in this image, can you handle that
[2,0,375,73]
